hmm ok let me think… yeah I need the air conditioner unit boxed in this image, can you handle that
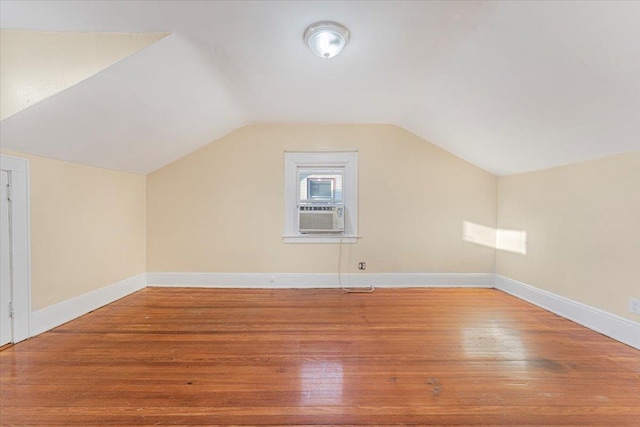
[298,205,344,234]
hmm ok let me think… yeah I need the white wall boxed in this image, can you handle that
[147,124,498,275]
[496,152,640,321]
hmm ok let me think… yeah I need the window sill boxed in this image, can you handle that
[283,235,359,244]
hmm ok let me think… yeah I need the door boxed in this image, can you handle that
[0,155,30,344]
[0,169,12,346]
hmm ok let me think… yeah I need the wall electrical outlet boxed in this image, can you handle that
[630,298,640,315]
[358,262,366,271]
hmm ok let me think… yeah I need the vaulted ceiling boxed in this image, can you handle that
[1,0,638,175]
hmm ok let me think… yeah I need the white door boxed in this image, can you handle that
[0,169,13,346]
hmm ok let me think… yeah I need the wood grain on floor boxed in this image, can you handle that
[1,287,638,426]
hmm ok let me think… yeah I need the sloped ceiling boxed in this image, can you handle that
[0,0,638,175]
[0,30,167,120]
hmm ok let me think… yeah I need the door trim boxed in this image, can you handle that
[0,154,31,342]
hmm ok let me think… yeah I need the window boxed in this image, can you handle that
[284,152,358,243]
[299,170,342,203]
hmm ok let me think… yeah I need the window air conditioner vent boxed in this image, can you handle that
[298,205,344,234]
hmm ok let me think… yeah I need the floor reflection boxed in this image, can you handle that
[462,323,528,360]
[299,360,344,405]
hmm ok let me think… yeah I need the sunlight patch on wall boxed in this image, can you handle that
[463,221,527,254]
[496,228,527,255]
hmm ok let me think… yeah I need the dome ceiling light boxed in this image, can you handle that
[303,21,350,59]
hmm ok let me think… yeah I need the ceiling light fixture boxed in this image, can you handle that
[304,21,350,59]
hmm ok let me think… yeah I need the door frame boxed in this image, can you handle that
[0,154,31,342]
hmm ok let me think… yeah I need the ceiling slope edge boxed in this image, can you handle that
[0,30,168,121]
[0,33,249,174]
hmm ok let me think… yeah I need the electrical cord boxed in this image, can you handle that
[338,237,375,293]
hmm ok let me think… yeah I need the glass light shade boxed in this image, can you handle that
[304,21,350,59]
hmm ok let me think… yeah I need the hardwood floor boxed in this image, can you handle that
[1,288,638,426]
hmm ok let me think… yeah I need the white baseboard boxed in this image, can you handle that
[27,272,639,351]
[30,273,147,337]
[495,275,640,350]
[146,272,495,289]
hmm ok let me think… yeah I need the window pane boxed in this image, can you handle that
[299,168,343,203]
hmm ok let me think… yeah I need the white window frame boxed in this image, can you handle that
[284,152,358,243]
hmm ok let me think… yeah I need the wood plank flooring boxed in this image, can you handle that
[1,287,639,426]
